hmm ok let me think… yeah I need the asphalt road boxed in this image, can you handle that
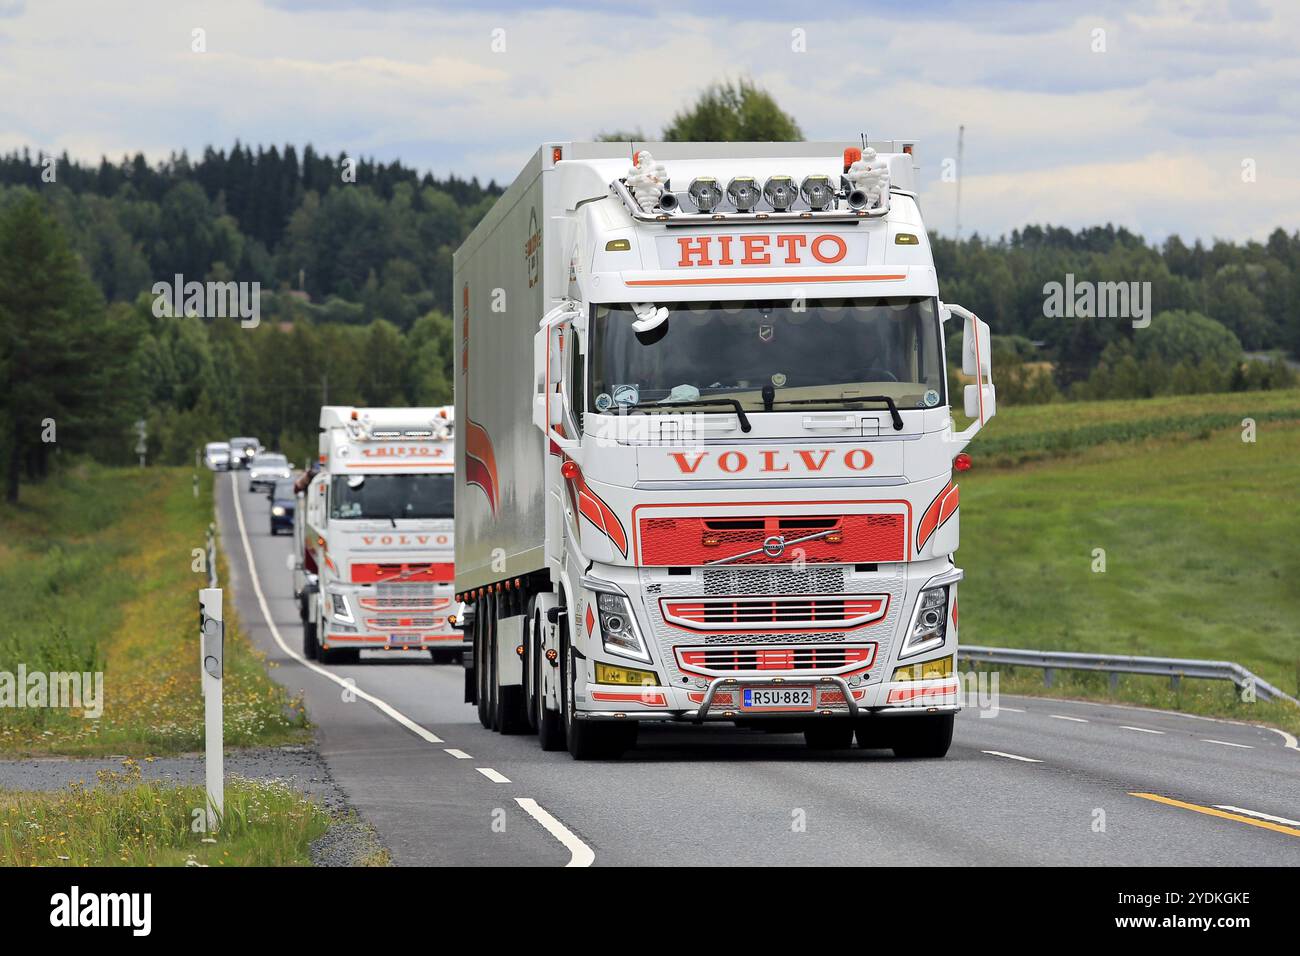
[217,472,1300,866]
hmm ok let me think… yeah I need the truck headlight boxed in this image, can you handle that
[595,591,650,663]
[900,586,948,658]
[271,505,286,516]
[330,591,355,624]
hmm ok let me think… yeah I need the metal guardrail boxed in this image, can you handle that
[205,523,218,588]
[959,645,1299,707]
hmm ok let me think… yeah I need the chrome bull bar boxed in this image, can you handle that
[692,674,861,721]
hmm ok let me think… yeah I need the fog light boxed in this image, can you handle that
[595,662,659,686]
[893,656,954,682]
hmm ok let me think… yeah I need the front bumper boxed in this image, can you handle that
[575,672,961,721]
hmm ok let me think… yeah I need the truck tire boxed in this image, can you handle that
[804,720,855,750]
[562,633,636,760]
[302,613,319,661]
[535,612,564,751]
[475,598,492,729]
[891,714,954,759]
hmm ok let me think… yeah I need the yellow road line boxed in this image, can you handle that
[1129,792,1300,838]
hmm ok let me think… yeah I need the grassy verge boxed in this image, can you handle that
[958,406,1300,732]
[0,463,307,756]
[0,762,328,866]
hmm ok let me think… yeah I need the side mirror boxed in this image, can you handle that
[963,383,997,420]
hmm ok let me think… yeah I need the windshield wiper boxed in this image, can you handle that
[770,395,905,431]
[623,399,752,433]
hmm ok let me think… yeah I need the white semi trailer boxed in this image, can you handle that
[453,141,994,758]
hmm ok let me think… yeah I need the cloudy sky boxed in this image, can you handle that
[1,0,1296,242]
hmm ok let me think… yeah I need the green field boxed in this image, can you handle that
[0,464,308,756]
[957,390,1300,729]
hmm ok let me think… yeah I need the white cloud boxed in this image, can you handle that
[0,0,1295,242]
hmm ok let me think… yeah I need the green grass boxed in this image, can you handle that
[960,387,1300,466]
[0,463,308,756]
[957,399,1300,731]
[0,761,329,866]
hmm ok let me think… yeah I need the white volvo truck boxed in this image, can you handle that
[297,405,463,664]
[453,141,994,758]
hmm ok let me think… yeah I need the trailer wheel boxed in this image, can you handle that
[804,721,854,750]
[562,630,636,760]
[890,714,954,759]
[535,611,564,751]
[474,598,492,729]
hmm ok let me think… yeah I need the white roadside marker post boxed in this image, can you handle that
[198,588,225,830]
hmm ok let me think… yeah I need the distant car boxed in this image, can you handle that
[203,442,231,471]
[229,437,262,470]
[248,453,292,493]
[269,478,296,535]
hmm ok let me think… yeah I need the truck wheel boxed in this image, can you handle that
[891,714,954,759]
[804,721,855,750]
[475,599,492,729]
[535,612,564,751]
[562,635,636,760]
[302,614,319,661]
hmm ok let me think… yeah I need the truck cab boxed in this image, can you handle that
[299,406,463,664]
[454,141,994,757]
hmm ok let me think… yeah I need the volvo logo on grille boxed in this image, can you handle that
[762,535,786,557]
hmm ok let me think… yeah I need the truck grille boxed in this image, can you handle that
[676,644,876,675]
[358,594,451,611]
[660,595,888,631]
[365,616,443,629]
[642,564,906,684]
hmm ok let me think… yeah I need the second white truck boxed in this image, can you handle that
[297,405,463,664]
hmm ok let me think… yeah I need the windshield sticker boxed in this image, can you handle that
[923,388,941,407]
[771,372,787,388]
[612,384,640,407]
[759,324,774,342]
[594,392,614,412]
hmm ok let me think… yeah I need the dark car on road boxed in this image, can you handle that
[269,478,296,535]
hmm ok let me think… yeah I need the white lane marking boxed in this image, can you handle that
[444,748,473,759]
[1120,725,1165,735]
[230,474,445,743]
[231,474,593,865]
[477,767,511,783]
[982,750,1043,763]
[1265,728,1300,753]
[1202,738,1253,749]
[1050,714,1088,723]
[1214,805,1300,827]
[516,798,595,868]
[997,707,1025,713]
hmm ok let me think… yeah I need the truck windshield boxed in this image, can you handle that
[329,474,453,520]
[589,297,945,412]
